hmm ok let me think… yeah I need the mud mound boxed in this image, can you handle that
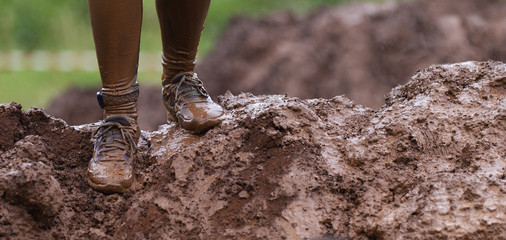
[46,86,167,131]
[0,104,92,238]
[198,0,506,108]
[1,61,504,239]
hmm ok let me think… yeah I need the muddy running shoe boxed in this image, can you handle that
[162,72,223,134]
[86,116,137,193]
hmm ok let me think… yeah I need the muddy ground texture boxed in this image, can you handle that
[1,61,505,239]
[47,0,506,131]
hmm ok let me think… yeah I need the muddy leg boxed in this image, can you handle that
[86,0,142,193]
[88,0,142,125]
[156,0,210,82]
[156,0,223,134]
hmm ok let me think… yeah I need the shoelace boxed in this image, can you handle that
[93,121,135,162]
[170,74,209,106]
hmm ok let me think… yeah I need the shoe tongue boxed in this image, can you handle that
[178,85,201,100]
[103,128,121,146]
[171,72,205,100]
[171,73,187,84]
[105,116,131,126]
[102,118,126,149]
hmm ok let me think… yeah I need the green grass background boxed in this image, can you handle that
[0,0,380,109]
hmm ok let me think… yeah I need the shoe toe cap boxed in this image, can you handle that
[181,101,223,120]
[177,101,224,133]
[87,161,134,193]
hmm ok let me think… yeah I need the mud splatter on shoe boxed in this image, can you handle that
[86,116,137,193]
[162,72,223,134]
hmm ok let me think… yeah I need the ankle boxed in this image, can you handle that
[162,71,195,87]
[97,88,140,141]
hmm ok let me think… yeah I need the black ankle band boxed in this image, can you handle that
[97,89,139,109]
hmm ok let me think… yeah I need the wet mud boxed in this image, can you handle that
[1,61,505,239]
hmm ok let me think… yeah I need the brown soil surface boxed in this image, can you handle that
[1,61,505,239]
[198,0,506,108]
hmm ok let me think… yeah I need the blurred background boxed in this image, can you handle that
[0,0,357,109]
[1,0,505,130]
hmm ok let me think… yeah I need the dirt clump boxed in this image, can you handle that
[0,104,92,238]
[1,61,504,239]
[198,0,506,108]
